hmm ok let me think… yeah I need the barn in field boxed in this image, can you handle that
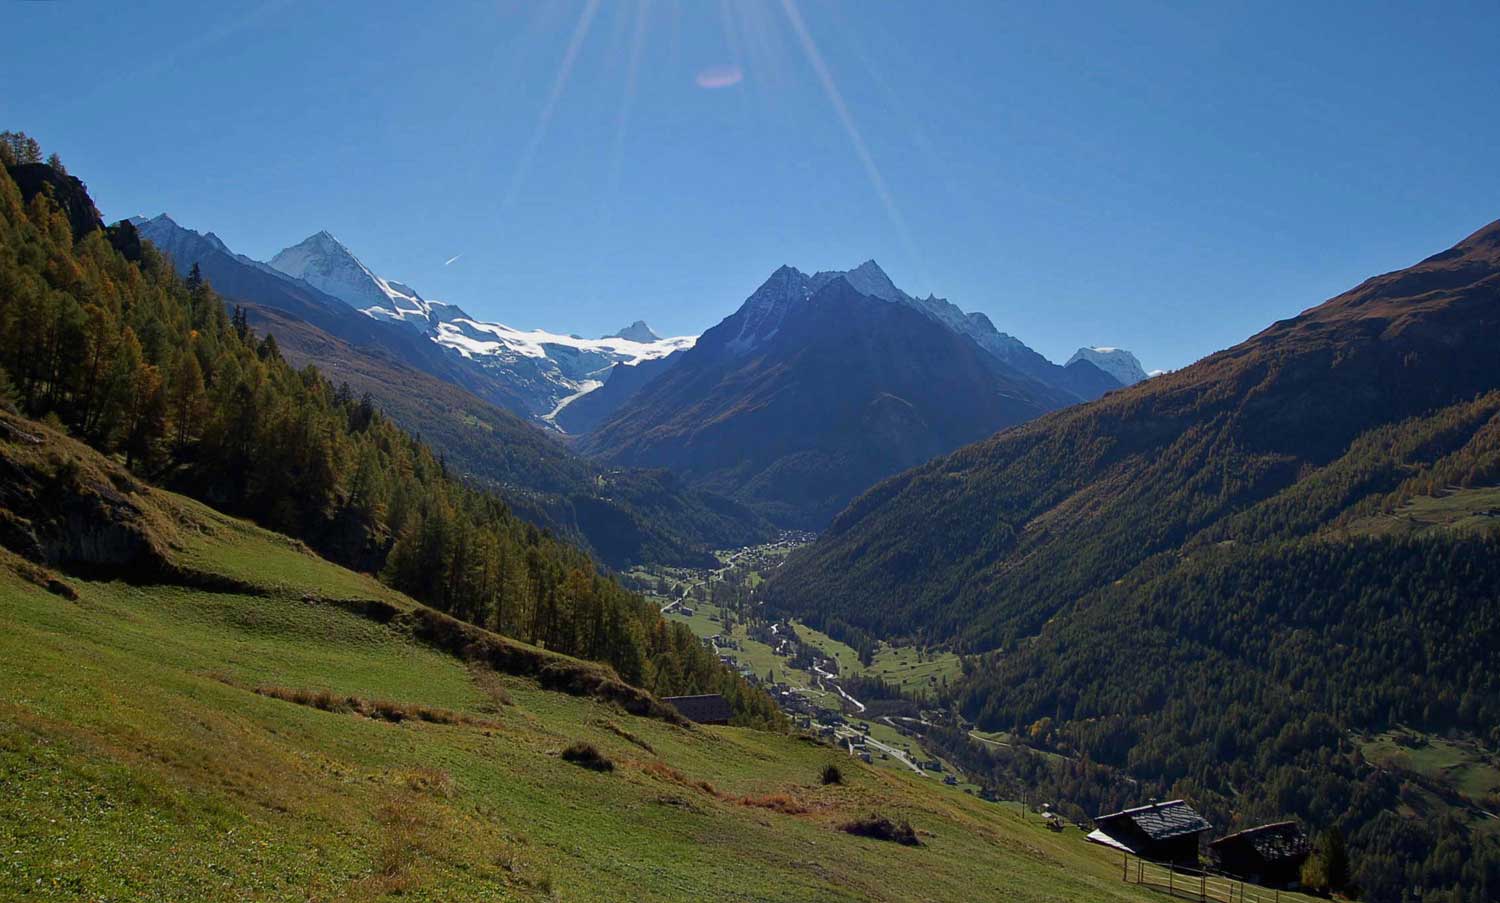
[1208,821,1310,886]
[661,694,733,725]
[1086,800,1212,865]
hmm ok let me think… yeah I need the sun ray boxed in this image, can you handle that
[498,0,603,222]
[718,0,747,72]
[824,2,969,252]
[607,0,651,203]
[777,0,922,271]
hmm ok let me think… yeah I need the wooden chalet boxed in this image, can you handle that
[1208,821,1310,886]
[1087,800,1212,865]
[661,694,733,725]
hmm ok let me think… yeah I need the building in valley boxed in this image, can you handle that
[1086,800,1212,865]
[1208,821,1310,886]
[661,694,733,725]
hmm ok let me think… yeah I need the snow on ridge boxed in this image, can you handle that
[267,230,700,371]
[269,231,441,329]
[1066,346,1149,386]
[431,316,695,365]
[542,379,605,424]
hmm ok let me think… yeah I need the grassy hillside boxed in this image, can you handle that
[0,457,1161,901]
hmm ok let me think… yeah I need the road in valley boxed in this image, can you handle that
[837,726,926,775]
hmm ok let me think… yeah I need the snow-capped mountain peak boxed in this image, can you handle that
[1066,347,1148,385]
[712,259,1144,404]
[605,320,660,343]
[269,231,432,326]
[808,259,905,304]
[266,230,696,423]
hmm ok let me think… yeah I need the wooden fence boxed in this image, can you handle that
[1121,854,1318,903]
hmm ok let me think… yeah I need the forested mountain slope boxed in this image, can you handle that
[234,304,769,569]
[766,218,1500,646]
[0,149,776,724]
[763,219,1500,902]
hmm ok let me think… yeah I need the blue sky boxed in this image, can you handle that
[5,0,1498,371]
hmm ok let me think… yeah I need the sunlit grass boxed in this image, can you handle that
[0,489,1163,901]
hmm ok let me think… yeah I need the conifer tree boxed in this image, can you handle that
[170,352,208,450]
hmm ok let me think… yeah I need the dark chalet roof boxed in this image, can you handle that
[1096,800,1212,840]
[661,694,733,725]
[1209,821,1310,863]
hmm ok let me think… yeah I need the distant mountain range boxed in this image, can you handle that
[580,261,1117,526]
[135,215,695,424]
[263,229,697,423]
[135,213,1148,530]
[139,215,1146,430]
[131,214,770,568]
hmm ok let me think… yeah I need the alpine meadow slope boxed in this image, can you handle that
[0,414,1164,903]
[763,218,1500,902]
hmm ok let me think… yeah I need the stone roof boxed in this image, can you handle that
[661,694,733,724]
[1209,821,1310,863]
[1096,800,1212,841]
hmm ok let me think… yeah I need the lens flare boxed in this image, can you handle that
[695,64,744,89]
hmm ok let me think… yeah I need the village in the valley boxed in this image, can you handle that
[620,535,990,793]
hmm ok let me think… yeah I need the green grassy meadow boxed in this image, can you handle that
[1360,730,1500,811]
[791,620,962,697]
[1342,485,1500,539]
[0,493,1160,902]
[663,602,961,701]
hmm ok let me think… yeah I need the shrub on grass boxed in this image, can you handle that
[600,719,654,753]
[561,741,614,772]
[469,665,513,710]
[842,815,920,846]
[820,763,844,785]
[249,684,498,728]
[255,685,355,714]
[738,793,809,815]
[641,760,718,796]
[371,699,410,722]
